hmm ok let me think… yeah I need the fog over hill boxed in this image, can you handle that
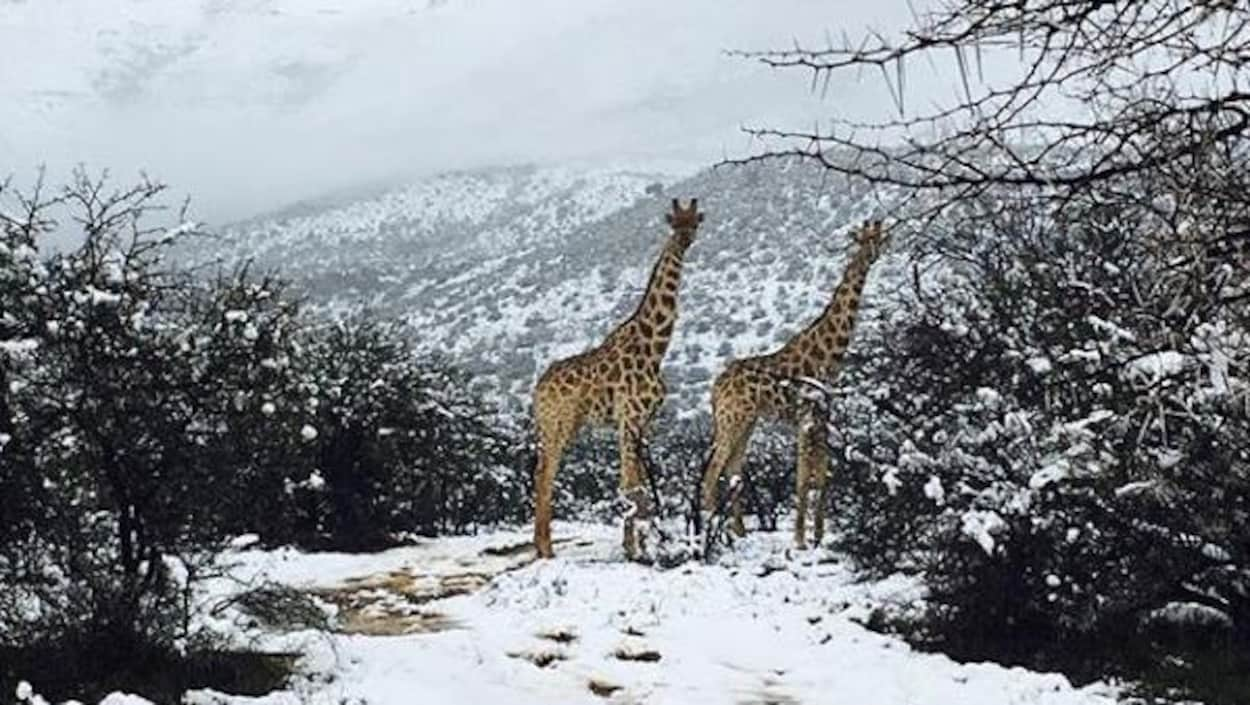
[203,160,910,413]
[0,0,916,223]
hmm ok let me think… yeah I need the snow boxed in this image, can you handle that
[0,338,40,357]
[98,695,151,705]
[228,534,260,550]
[1146,602,1234,628]
[162,221,200,243]
[71,523,1121,705]
[1113,479,1158,497]
[1059,410,1114,436]
[1086,315,1136,343]
[881,466,903,495]
[81,286,123,306]
[923,476,945,505]
[1124,351,1186,382]
[974,387,1002,407]
[960,511,1007,556]
[303,470,325,491]
[1200,542,1233,562]
[1030,463,1069,490]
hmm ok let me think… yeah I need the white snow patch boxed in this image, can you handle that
[82,286,122,306]
[961,510,1007,556]
[1026,357,1053,374]
[1125,351,1186,382]
[98,694,152,705]
[95,524,1119,705]
[1030,462,1069,490]
[304,470,325,491]
[1087,315,1136,342]
[162,221,200,243]
[228,533,260,550]
[974,387,1002,407]
[1113,480,1158,497]
[0,338,40,357]
[1147,602,1234,628]
[881,466,903,496]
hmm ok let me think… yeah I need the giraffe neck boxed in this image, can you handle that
[780,240,877,373]
[618,232,690,362]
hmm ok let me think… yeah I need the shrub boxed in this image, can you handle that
[0,172,301,666]
[280,316,524,549]
[828,146,1250,657]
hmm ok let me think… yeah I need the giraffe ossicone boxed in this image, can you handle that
[531,197,706,560]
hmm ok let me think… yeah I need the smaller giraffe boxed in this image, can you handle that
[700,220,889,549]
[532,199,705,560]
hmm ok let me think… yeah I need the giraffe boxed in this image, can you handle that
[700,219,888,549]
[532,198,705,560]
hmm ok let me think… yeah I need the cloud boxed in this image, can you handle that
[0,0,930,223]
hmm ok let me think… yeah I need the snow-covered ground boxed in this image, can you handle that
[86,524,1121,705]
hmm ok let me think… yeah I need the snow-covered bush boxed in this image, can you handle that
[0,172,530,695]
[270,315,524,550]
[829,145,1250,648]
[0,172,312,676]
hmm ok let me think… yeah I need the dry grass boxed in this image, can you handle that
[507,648,568,668]
[537,627,579,644]
[306,536,568,637]
[588,678,623,697]
[332,609,460,637]
[737,693,800,705]
[314,570,494,636]
[613,645,662,663]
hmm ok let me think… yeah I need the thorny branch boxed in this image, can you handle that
[726,1,1250,205]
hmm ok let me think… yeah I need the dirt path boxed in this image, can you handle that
[311,536,594,636]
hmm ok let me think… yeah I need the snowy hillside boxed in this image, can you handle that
[203,160,908,412]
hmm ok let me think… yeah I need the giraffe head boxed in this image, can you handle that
[850,219,889,262]
[665,198,704,245]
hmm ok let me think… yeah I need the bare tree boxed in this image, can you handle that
[730,1,1249,206]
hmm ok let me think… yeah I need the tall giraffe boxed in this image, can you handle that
[700,220,888,549]
[532,199,705,560]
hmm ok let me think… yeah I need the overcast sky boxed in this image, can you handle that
[0,0,939,224]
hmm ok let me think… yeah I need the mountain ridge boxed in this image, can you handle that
[203,160,908,414]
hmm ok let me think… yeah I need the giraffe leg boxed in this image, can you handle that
[794,450,811,550]
[730,494,746,537]
[811,434,831,547]
[725,432,752,537]
[794,408,830,549]
[701,412,754,510]
[532,391,580,559]
[700,417,754,557]
[617,413,653,561]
